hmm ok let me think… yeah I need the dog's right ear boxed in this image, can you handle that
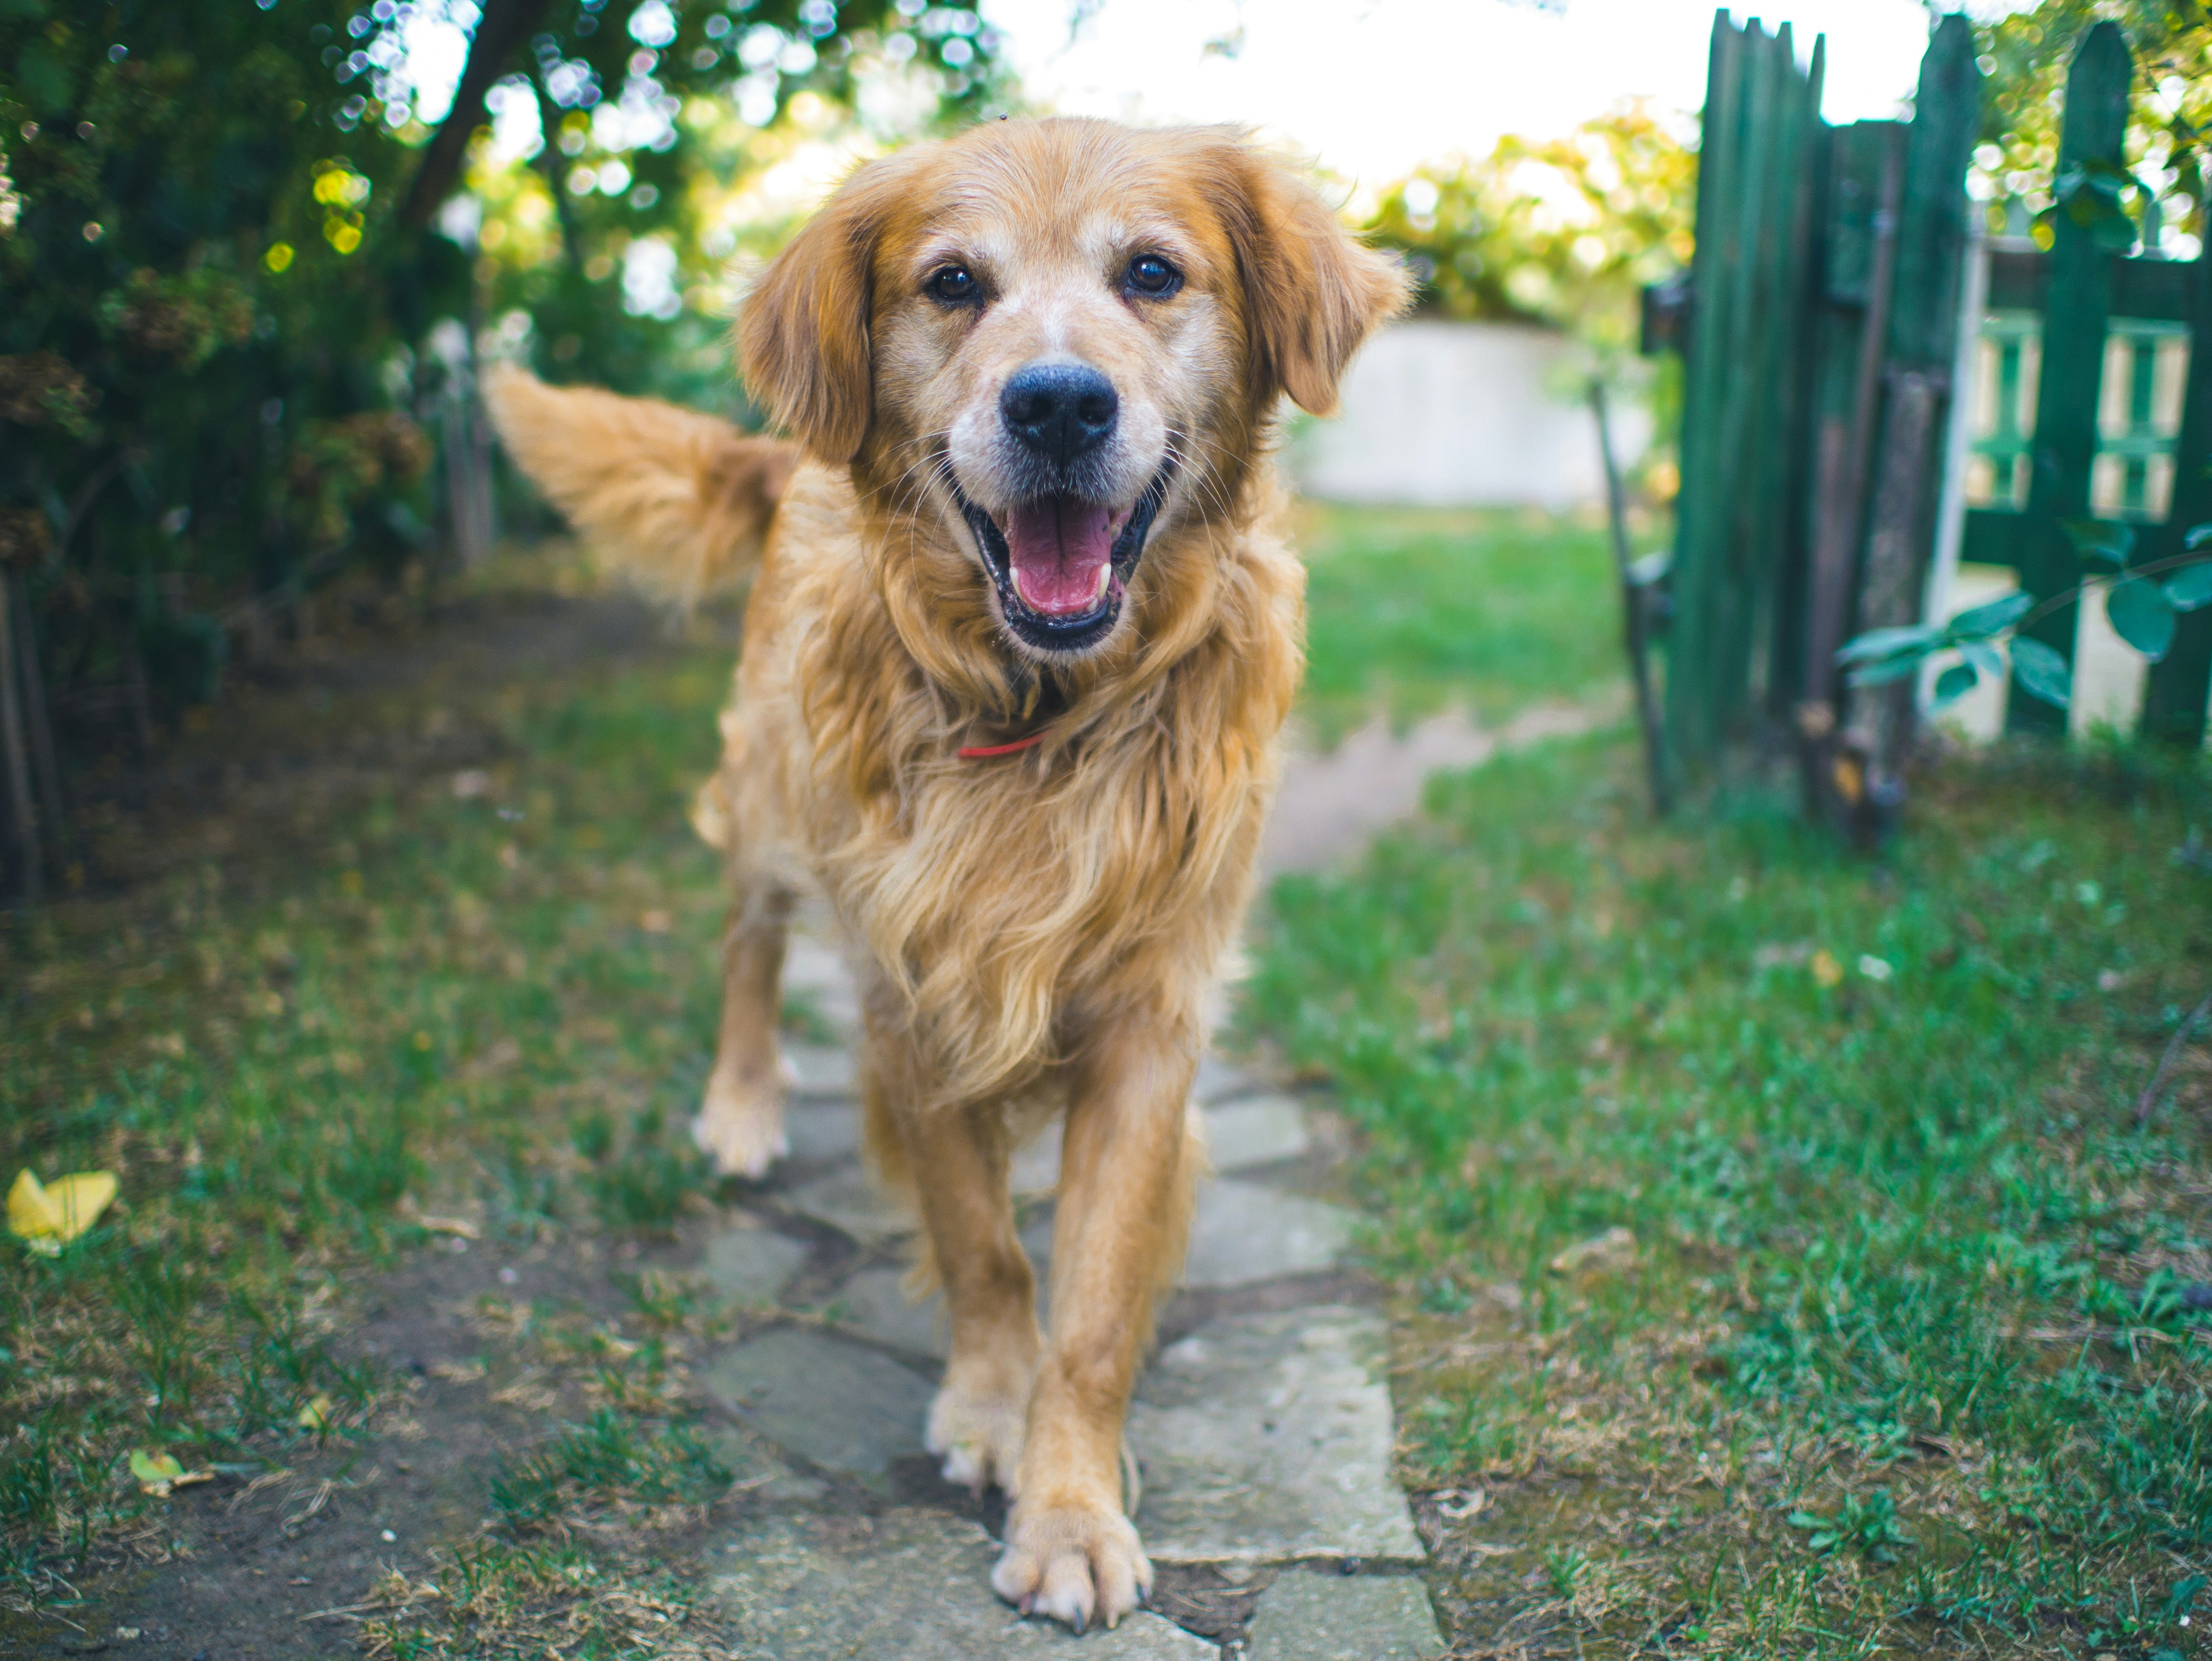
[739,150,921,463]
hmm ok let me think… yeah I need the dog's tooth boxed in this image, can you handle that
[1093,564,1111,601]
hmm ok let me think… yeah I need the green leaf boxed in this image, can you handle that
[1959,638,2005,679]
[1948,592,2033,640]
[2164,562,2212,612]
[2010,637,2072,708]
[1849,655,1923,687]
[2062,519,2133,567]
[1931,662,1978,710]
[1836,624,1939,665]
[2108,576,2178,660]
[2185,523,2212,551]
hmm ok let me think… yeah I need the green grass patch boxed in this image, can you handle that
[0,605,739,1602]
[363,1537,724,1659]
[1297,502,1633,741]
[1244,732,2212,1656]
[488,1408,731,1529]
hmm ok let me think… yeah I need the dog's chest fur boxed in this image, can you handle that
[713,461,1303,1099]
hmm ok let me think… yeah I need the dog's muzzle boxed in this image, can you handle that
[956,469,1171,655]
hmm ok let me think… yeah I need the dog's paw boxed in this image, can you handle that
[692,1069,787,1179]
[925,1373,1028,1496]
[991,1499,1150,1634]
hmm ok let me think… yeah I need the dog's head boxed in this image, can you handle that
[741,118,1407,662]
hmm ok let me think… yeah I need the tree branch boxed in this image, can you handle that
[531,73,587,272]
[398,0,556,228]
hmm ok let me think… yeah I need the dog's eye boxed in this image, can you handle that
[1125,255,1181,298]
[928,265,979,305]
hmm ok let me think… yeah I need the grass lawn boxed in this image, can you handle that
[1,560,751,1649]
[10,503,2207,1658]
[1244,732,2212,1657]
[1295,501,1630,740]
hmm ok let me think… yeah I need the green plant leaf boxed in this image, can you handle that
[2164,562,2212,612]
[1837,624,1939,665]
[1849,655,1923,687]
[2063,519,2133,567]
[2108,577,2178,660]
[1960,638,2005,679]
[2186,522,2212,551]
[1931,661,1978,710]
[2010,637,2072,708]
[1948,592,2033,640]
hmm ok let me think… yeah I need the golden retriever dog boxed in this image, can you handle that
[488,115,1404,1631]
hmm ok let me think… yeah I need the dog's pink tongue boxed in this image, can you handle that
[1005,498,1114,615]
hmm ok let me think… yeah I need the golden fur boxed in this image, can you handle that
[488,115,1404,1634]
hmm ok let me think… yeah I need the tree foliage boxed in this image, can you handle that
[1967,0,2212,243]
[0,0,997,818]
[1360,103,1695,354]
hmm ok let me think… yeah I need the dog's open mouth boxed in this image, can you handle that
[957,470,1170,654]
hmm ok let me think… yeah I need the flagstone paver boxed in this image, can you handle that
[784,1041,859,1098]
[1242,1571,1446,1660]
[702,1223,811,1304]
[1129,1307,1423,1563]
[1180,1179,1357,1287]
[701,1326,933,1484]
[693,920,1428,1653]
[711,1510,1216,1657]
[782,1099,861,1163]
[1200,1094,1314,1171]
[780,1167,917,1243]
[825,1263,950,1360]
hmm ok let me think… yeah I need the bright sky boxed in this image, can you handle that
[978,0,2029,189]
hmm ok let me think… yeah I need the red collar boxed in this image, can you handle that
[958,729,1049,759]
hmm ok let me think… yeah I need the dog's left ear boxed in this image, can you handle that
[739,148,923,462]
[1221,145,1411,417]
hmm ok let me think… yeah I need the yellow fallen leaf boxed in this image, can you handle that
[130,1450,184,1486]
[129,1448,214,1497]
[9,1169,118,1254]
[297,1393,336,1431]
[1810,949,1844,989]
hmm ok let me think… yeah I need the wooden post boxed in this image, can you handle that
[0,577,41,903]
[1591,379,1671,815]
[1666,12,1748,775]
[2010,21,2130,735]
[1665,16,1823,777]
[1856,15,1981,791]
[1803,128,1903,720]
[2142,231,2212,745]
[8,568,67,866]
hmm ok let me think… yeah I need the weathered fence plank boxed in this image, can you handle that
[2010,21,2130,736]
[2141,236,2212,745]
[1857,15,1982,778]
[1666,14,1825,775]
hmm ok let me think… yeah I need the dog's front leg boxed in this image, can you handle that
[993,1021,1198,1632]
[693,889,792,1178]
[905,1099,1043,1496]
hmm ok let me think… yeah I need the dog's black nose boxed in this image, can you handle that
[1000,362,1118,467]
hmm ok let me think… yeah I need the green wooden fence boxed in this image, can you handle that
[1655,12,2212,825]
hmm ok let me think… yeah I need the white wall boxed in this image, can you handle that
[1292,318,1649,509]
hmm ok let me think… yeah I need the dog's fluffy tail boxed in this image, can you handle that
[484,364,800,605]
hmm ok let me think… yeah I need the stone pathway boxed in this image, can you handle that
[687,933,1444,1657]
[681,699,1616,1653]
[1258,696,1619,876]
